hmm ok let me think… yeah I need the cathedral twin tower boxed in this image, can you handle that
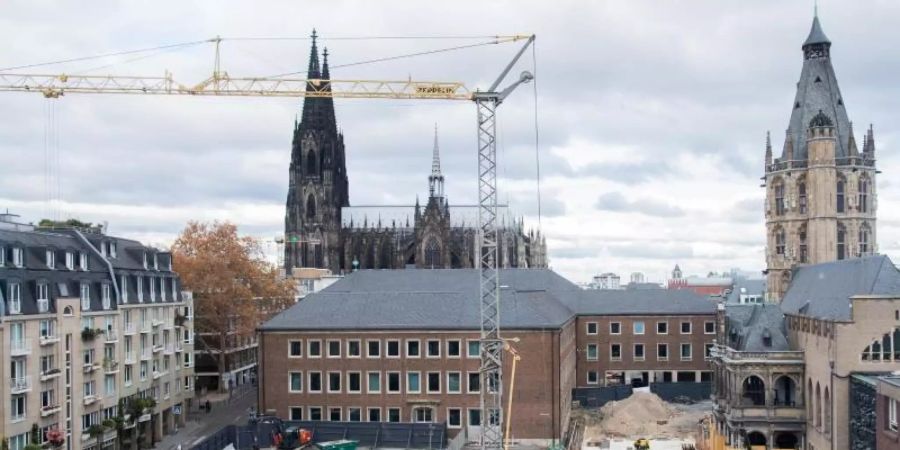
[284,32,547,274]
[764,16,878,300]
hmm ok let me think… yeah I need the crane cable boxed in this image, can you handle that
[0,40,209,72]
[531,39,542,230]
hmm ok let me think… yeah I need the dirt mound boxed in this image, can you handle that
[595,392,677,438]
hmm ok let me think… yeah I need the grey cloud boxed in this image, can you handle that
[606,242,694,260]
[595,191,685,217]
[575,160,674,185]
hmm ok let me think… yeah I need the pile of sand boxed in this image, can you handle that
[595,392,677,438]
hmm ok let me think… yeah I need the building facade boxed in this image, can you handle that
[0,215,195,450]
[258,269,715,444]
[764,15,878,301]
[283,33,547,275]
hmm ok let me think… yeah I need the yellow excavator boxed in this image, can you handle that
[633,438,650,450]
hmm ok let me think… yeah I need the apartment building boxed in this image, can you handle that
[258,268,715,445]
[0,215,195,450]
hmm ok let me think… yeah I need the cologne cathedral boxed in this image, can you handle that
[283,33,547,274]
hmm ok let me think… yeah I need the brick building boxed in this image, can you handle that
[258,269,715,444]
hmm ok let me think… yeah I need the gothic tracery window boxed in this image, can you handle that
[775,228,786,256]
[837,224,846,260]
[798,180,808,214]
[858,176,870,213]
[859,224,871,256]
[799,225,808,263]
[774,181,786,215]
[836,179,845,213]
[306,149,318,176]
[306,194,316,219]
[424,238,441,269]
[861,328,900,361]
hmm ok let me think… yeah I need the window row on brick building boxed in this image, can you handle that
[583,342,714,361]
[287,370,491,395]
[287,337,482,359]
[286,405,495,428]
[584,320,716,336]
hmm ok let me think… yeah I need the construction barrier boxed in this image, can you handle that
[572,385,633,407]
[649,382,712,403]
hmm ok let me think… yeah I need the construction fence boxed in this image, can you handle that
[573,382,711,408]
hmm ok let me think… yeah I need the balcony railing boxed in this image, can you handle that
[124,352,136,364]
[105,331,119,342]
[10,376,31,394]
[104,359,120,373]
[83,394,98,405]
[39,333,60,345]
[710,344,804,363]
[40,368,61,381]
[40,404,61,417]
[124,322,137,335]
[10,339,31,356]
[153,344,164,353]
[164,343,174,354]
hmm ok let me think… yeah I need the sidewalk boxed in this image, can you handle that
[155,384,257,450]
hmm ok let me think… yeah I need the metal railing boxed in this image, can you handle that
[10,339,31,355]
[10,376,31,393]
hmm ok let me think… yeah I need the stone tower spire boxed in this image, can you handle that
[764,14,878,301]
[765,131,773,167]
[428,124,445,199]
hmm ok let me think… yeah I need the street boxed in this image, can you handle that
[156,384,257,450]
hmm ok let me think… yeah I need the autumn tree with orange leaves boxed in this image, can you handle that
[172,221,295,391]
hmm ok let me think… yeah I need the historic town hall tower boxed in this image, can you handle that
[765,15,878,300]
[284,30,349,272]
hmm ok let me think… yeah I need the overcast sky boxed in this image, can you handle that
[2,0,900,284]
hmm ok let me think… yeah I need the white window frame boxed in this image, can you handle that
[328,407,342,422]
[307,371,322,393]
[121,275,128,303]
[467,371,481,394]
[326,339,341,358]
[447,407,463,428]
[346,339,361,358]
[137,276,144,303]
[406,339,421,358]
[288,340,303,358]
[634,343,645,361]
[681,343,693,361]
[289,407,303,421]
[586,344,598,361]
[308,406,323,421]
[366,339,381,358]
[102,284,111,310]
[46,249,55,269]
[446,339,462,358]
[80,282,91,311]
[387,407,402,423]
[149,277,156,302]
[587,371,599,385]
[347,407,362,422]
[367,407,382,423]
[386,339,401,358]
[80,252,88,270]
[0,246,5,266]
[610,343,622,361]
[633,321,645,335]
[705,343,714,359]
[704,320,716,334]
[466,339,480,358]
[386,371,401,394]
[426,339,442,358]
[426,371,441,394]
[406,371,421,394]
[346,371,362,394]
[327,371,341,393]
[367,371,381,394]
[288,371,303,393]
[609,321,621,335]
[65,252,74,270]
[681,321,692,335]
[8,282,21,314]
[656,321,668,335]
[307,339,322,358]
[890,398,898,431]
[12,247,23,267]
[447,371,462,394]
[586,322,598,335]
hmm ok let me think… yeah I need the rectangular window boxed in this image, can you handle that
[610,344,621,361]
[46,249,55,269]
[705,321,716,334]
[368,407,381,422]
[328,371,341,393]
[633,321,645,335]
[80,252,88,270]
[658,343,669,360]
[681,321,692,334]
[634,344,645,361]
[586,322,598,335]
[37,283,49,304]
[386,339,400,357]
[367,340,381,358]
[64,252,73,270]
[120,275,128,303]
[289,372,303,392]
[12,247,23,267]
[80,283,90,311]
[137,276,144,302]
[890,398,898,431]
[705,343,714,359]
[587,371,599,385]
[308,371,322,393]
[329,408,341,422]
[610,322,621,335]
[447,408,462,428]
[308,340,322,358]
[347,372,361,393]
[388,408,401,422]
[467,339,481,358]
[427,372,441,393]
[387,372,401,393]
[309,407,322,421]
[347,340,361,358]
[469,409,482,426]
[426,339,441,357]
[407,372,421,394]
[447,372,461,393]
[407,339,421,358]
[8,283,21,314]
[657,321,668,334]
[447,339,461,357]
[102,284,111,309]
[348,407,361,422]
[327,340,341,358]
[681,343,692,360]
[586,344,598,361]
[289,340,303,357]
[468,372,481,393]
[367,372,381,393]
[290,407,303,421]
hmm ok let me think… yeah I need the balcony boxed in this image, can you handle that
[39,333,60,346]
[10,339,31,356]
[124,352,136,364]
[39,368,61,382]
[164,343,174,355]
[140,349,152,360]
[124,322,137,335]
[83,361,101,373]
[152,370,163,380]
[104,359,120,374]
[152,318,164,327]
[153,344,164,353]
[40,404,61,417]
[10,376,31,394]
[83,394,99,405]
[140,322,152,333]
[104,331,119,343]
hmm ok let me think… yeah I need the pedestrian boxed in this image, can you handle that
[205,399,211,413]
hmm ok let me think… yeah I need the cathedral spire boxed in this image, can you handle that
[428,124,445,199]
[322,47,330,79]
[848,122,859,156]
[307,29,320,79]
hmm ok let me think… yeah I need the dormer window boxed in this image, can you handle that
[100,242,107,257]
[121,275,128,304]
[149,277,156,302]
[12,247,23,267]
[8,282,21,314]
[153,253,159,271]
[46,249,56,269]
[160,278,167,302]
[36,282,49,312]
[110,242,117,258]
[0,245,5,266]
[80,252,88,271]
[137,276,144,303]
[80,282,90,311]
[171,279,177,301]
[143,252,148,269]
[65,251,74,270]
[102,284,111,310]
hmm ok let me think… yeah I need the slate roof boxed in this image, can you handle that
[260,269,715,332]
[781,255,900,321]
[782,15,852,160]
[725,278,767,304]
[725,304,789,351]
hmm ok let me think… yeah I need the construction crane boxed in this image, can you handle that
[0,34,536,450]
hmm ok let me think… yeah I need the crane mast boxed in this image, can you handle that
[0,34,536,450]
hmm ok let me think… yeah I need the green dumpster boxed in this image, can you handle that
[316,440,358,450]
